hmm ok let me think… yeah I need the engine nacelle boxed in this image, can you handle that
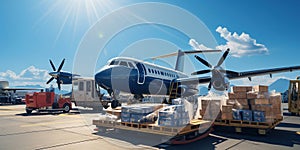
[177,85,199,97]
[211,77,229,91]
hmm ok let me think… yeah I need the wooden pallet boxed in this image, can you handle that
[214,117,283,135]
[93,119,211,136]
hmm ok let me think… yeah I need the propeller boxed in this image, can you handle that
[191,48,235,75]
[191,49,239,90]
[46,59,65,90]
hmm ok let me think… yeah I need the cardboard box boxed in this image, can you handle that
[269,95,281,107]
[227,99,236,105]
[228,92,247,99]
[257,92,270,99]
[221,112,233,120]
[252,104,273,116]
[249,99,270,105]
[247,92,258,99]
[253,85,268,92]
[222,105,233,113]
[232,86,253,92]
[236,99,248,105]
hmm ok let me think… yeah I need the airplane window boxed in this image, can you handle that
[120,61,128,67]
[151,69,154,73]
[148,68,151,73]
[160,71,164,75]
[155,70,157,74]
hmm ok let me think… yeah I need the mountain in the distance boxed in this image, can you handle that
[14,85,69,94]
[269,78,290,93]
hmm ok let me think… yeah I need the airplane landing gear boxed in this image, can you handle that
[111,99,121,109]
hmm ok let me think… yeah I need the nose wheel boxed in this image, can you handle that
[109,89,121,109]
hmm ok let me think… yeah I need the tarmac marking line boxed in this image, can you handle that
[35,137,102,150]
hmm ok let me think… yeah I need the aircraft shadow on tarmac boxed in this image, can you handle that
[93,123,300,150]
[211,125,300,148]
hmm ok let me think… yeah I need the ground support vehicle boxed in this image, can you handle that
[25,92,72,114]
[288,80,300,115]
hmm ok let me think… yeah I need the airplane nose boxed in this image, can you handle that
[95,68,112,89]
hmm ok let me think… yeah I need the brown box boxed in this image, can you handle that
[253,85,268,92]
[269,95,281,107]
[265,116,275,123]
[227,99,236,105]
[236,99,248,105]
[232,86,253,92]
[233,104,249,110]
[229,92,248,99]
[252,104,272,112]
[222,105,233,113]
[249,99,270,105]
[272,107,281,115]
[221,112,233,120]
[247,92,258,99]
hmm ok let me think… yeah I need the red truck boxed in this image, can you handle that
[25,92,72,115]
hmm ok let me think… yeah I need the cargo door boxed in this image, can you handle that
[136,63,146,84]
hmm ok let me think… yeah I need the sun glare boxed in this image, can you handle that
[37,0,117,43]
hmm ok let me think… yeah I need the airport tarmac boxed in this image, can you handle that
[0,104,299,150]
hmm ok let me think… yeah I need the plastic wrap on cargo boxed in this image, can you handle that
[241,110,253,121]
[98,113,118,121]
[158,104,190,127]
[120,104,164,123]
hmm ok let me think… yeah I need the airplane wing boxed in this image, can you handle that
[227,66,300,80]
[174,76,211,85]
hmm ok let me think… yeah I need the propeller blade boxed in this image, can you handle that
[49,59,56,71]
[57,78,61,90]
[46,77,54,84]
[191,69,211,75]
[208,82,212,91]
[194,55,213,68]
[57,58,65,72]
[216,48,230,67]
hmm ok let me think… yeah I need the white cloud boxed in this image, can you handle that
[216,26,268,57]
[0,66,49,87]
[189,26,269,57]
[189,39,211,50]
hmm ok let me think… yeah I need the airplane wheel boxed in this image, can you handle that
[111,100,119,109]
[26,108,32,115]
[63,103,71,113]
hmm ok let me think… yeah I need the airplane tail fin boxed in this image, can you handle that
[151,49,221,72]
[175,50,184,72]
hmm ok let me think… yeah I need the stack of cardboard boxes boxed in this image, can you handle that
[220,85,282,123]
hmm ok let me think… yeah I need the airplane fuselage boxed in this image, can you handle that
[95,57,191,96]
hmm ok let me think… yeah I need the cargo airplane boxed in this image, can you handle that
[94,49,300,108]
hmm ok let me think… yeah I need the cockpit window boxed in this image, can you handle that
[109,60,119,66]
[128,62,135,68]
[119,61,128,67]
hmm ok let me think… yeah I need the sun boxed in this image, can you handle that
[37,0,117,42]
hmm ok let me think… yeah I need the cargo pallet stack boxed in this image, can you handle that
[93,103,212,144]
[214,85,283,135]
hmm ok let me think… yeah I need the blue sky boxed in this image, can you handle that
[0,0,300,88]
